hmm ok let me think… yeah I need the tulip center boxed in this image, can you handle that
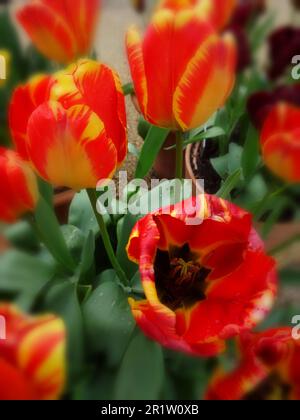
[244,373,292,401]
[154,243,210,311]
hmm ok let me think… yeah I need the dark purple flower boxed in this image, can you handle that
[230,0,266,27]
[268,26,300,80]
[247,84,300,129]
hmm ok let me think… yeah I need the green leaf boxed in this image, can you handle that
[83,280,135,366]
[73,368,116,401]
[131,271,144,295]
[35,196,76,272]
[38,178,54,206]
[122,82,134,96]
[211,154,229,179]
[0,250,54,310]
[115,331,164,400]
[61,225,85,261]
[135,125,170,179]
[242,124,260,180]
[68,190,99,236]
[4,221,39,252]
[228,143,243,175]
[217,168,242,199]
[137,117,151,140]
[261,197,289,239]
[79,230,95,282]
[42,281,84,384]
[245,175,268,202]
[116,213,140,278]
[280,269,300,285]
[165,127,225,150]
[185,127,225,147]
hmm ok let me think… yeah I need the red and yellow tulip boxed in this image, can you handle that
[0,304,66,400]
[260,102,300,183]
[9,59,127,190]
[126,7,237,131]
[0,148,38,223]
[206,328,300,400]
[127,195,277,357]
[17,0,101,64]
[157,0,237,31]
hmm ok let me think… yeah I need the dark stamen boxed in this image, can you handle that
[154,243,211,311]
[244,373,292,401]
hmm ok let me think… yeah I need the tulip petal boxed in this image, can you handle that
[9,75,54,160]
[0,304,66,400]
[127,195,277,358]
[142,10,215,129]
[261,103,300,182]
[0,359,38,400]
[27,101,117,190]
[126,25,148,117]
[18,318,66,400]
[129,298,223,356]
[174,32,236,130]
[17,2,76,64]
[182,252,277,344]
[197,0,237,30]
[41,0,100,54]
[52,60,127,165]
[206,358,267,400]
[0,149,38,223]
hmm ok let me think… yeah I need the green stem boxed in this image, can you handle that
[86,189,129,286]
[26,214,75,273]
[175,131,184,180]
[122,82,135,96]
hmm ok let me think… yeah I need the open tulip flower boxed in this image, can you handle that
[9,59,127,190]
[260,102,300,183]
[127,195,277,357]
[17,0,101,64]
[126,7,237,131]
[0,148,38,223]
[0,304,66,400]
[157,0,237,31]
[206,328,300,400]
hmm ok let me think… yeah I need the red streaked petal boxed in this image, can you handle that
[9,75,54,160]
[126,26,148,117]
[52,60,127,165]
[261,103,300,182]
[0,358,38,400]
[17,2,76,64]
[0,304,66,400]
[0,149,38,223]
[27,101,117,190]
[174,32,236,130]
[205,358,268,400]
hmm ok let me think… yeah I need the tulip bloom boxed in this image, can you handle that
[260,102,300,183]
[126,8,237,131]
[0,148,38,223]
[0,304,66,400]
[206,328,300,400]
[17,0,101,64]
[157,0,237,31]
[127,195,277,357]
[9,59,127,190]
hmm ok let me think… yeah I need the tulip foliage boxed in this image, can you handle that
[0,0,299,402]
